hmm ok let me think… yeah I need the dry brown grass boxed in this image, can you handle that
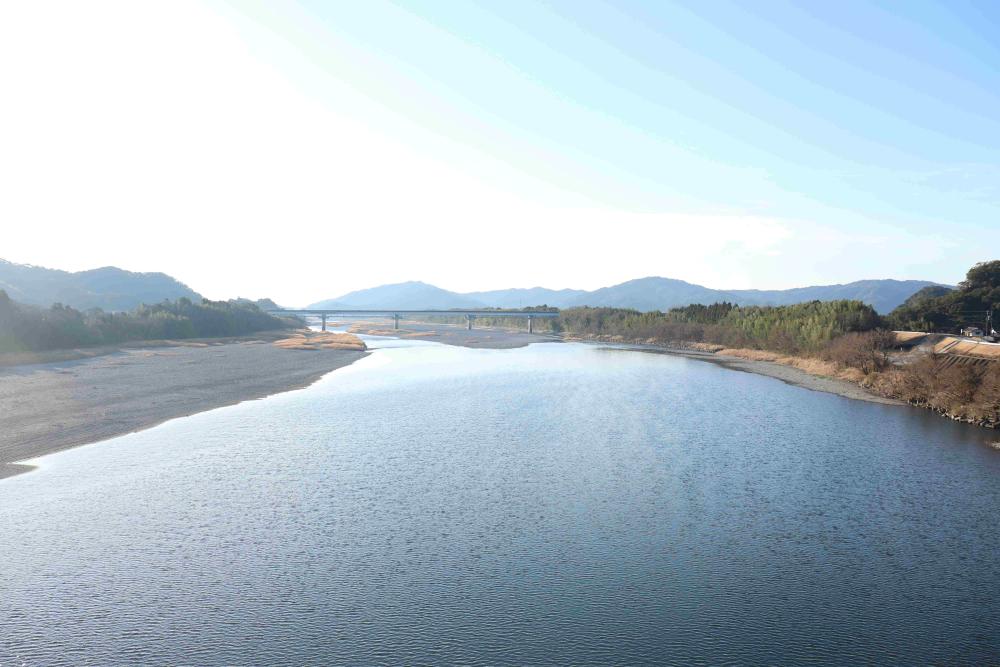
[934,337,1000,359]
[348,322,399,336]
[718,347,865,383]
[273,331,367,352]
[893,331,927,344]
[565,331,997,426]
[350,327,398,336]
[562,333,724,352]
[717,348,780,362]
[685,342,725,352]
[582,331,1000,428]
[862,355,999,425]
[345,321,444,338]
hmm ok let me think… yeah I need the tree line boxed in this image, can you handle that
[478,261,1000,350]
[0,291,297,353]
[887,260,999,333]
[547,299,880,353]
[405,299,882,353]
[411,262,1000,425]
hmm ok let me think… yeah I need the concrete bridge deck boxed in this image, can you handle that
[269,309,558,332]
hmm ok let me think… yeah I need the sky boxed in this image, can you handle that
[1,1,998,305]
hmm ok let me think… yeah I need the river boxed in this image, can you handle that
[2,338,999,665]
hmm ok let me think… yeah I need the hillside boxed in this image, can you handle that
[888,261,998,332]
[310,276,941,313]
[566,277,737,311]
[464,287,588,309]
[309,281,484,310]
[0,292,295,353]
[0,259,201,311]
[731,279,947,314]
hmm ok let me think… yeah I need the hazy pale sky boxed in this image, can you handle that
[2,1,998,305]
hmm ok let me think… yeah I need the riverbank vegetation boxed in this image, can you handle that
[476,262,998,427]
[432,300,882,353]
[555,299,881,353]
[555,310,998,427]
[865,355,999,426]
[887,260,998,333]
[0,291,298,353]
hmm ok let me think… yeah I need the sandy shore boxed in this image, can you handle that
[348,319,560,349]
[0,321,902,481]
[0,324,551,480]
[710,355,902,404]
[365,320,899,405]
[597,342,903,406]
[353,321,904,407]
[0,338,367,479]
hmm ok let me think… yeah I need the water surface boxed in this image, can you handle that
[2,340,999,665]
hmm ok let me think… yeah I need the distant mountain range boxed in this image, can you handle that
[464,286,590,309]
[0,256,948,315]
[310,281,485,311]
[309,277,948,314]
[0,259,201,311]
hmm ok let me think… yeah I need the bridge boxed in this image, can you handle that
[268,309,559,333]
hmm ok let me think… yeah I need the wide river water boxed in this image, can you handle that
[2,338,1000,665]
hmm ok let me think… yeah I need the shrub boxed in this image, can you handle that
[823,329,896,374]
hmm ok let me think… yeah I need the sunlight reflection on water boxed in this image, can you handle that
[2,341,999,665]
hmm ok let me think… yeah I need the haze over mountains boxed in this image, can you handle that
[0,259,200,311]
[310,277,946,314]
[0,258,946,314]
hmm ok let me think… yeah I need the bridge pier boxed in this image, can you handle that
[269,309,558,334]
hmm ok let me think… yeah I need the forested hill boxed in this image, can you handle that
[888,261,1000,332]
[727,279,946,315]
[464,286,589,309]
[0,259,201,311]
[565,277,732,312]
[0,292,296,354]
[311,277,945,313]
[309,281,484,310]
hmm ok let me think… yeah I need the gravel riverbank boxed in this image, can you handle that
[0,338,367,479]
[0,324,558,480]
[1,323,907,481]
